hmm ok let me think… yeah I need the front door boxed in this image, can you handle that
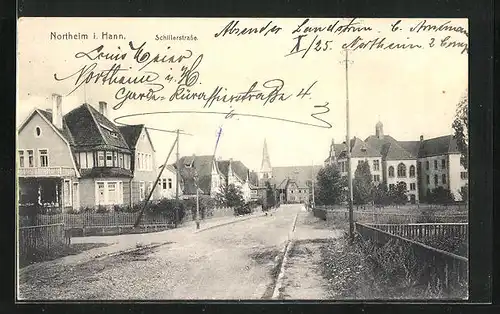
[410,194,416,204]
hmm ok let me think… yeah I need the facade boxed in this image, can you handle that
[17,94,159,212]
[324,121,467,202]
[157,165,180,199]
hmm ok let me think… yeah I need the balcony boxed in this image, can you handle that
[18,166,76,178]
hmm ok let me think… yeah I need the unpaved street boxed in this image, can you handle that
[19,205,301,300]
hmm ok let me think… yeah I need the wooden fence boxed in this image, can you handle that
[19,223,70,264]
[355,222,468,292]
[369,223,468,243]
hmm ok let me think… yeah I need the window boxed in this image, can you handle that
[137,154,141,170]
[18,150,24,168]
[426,175,430,184]
[97,151,105,167]
[79,152,88,168]
[35,126,41,137]
[442,159,446,169]
[162,179,167,190]
[87,152,94,168]
[39,149,49,167]
[434,175,438,185]
[442,174,447,184]
[409,165,416,177]
[106,152,113,167]
[168,178,172,189]
[410,183,416,191]
[110,132,118,138]
[139,181,145,201]
[426,161,429,170]
[373,174,380,182]
[388,166,395,177]
[113,152,118,167]
[460,172,468,179]
[27,150,34,167]
[95,181,123,205]
[397,163,406,177]
[119,153,124,168]
[434,160,438,170]
[373,160,380,171]
[418,161,422,171]
[124,154,130,169]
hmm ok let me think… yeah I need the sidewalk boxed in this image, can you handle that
[65,211,265,264]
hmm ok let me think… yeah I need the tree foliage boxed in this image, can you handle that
[426,186,455,204]
[315,164,346,205]
[452,89,468,169]
[353,161,373,205]
[215,183,245,208]
[390,181,409,205]
[372,184,390,206]
[264,181,276,210]
[459,184,468,202]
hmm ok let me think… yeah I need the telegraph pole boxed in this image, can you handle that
[342,48,355,242]
[175,129,180,227]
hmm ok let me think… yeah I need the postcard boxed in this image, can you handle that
[16,17,468,300]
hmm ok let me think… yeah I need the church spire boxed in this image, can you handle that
[259,138,272,180]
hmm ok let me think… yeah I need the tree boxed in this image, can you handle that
[372,184,390,206]
[427,186,455,204]
[315,164,346,205]
[353,160,373,206]
[264,181,275,210]
[452,89,468,169]
[215,183,245,209]
[393,181,409,205]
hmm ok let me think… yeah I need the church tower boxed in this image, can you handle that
[375,121,384,139]
[326,138,337,165]
[259,139,272,180]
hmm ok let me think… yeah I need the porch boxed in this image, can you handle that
[18,177,80,214]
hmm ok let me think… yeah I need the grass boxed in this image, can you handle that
[19,243,110,268]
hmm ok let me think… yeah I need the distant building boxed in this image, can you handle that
[157,164,180,199]
[324,121,467,202]
[175,155,256,202]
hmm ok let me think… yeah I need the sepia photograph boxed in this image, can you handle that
[16,17,469,300]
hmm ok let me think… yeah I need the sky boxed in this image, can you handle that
[17,18,468,172]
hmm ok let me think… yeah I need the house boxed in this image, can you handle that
[272,166,321,204]
[157,164,181,199]
[175,155,255,202]
[324,121,467,202]
[17,94,160,212]
[119,124,160,203]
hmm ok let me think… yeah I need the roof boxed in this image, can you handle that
[175,155,216,194]
[64,103,130,151]
[398,141,421,157]
[249,171,259,187]
[418,135,460,157]
[365,135,414,160]
[337,137,381,159]
[118,124,144,149]
[80,167,133,178]
[272,165,321,188]
[229,160,249,182]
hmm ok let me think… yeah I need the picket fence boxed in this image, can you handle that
[370,223,468,243]
[18,223,70,265]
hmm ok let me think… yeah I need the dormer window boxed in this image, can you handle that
[361,147,367,152]
[110,132,118,138]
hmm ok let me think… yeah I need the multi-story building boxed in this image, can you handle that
[324,121,467,202]
[17,94,159,212]
[157,164,180,199]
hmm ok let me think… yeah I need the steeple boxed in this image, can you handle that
[375,121,384,139]
[259,139,272,180]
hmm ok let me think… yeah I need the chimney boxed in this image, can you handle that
[420,135,424,141]
[51,94,63,129]
[99,101,108,117]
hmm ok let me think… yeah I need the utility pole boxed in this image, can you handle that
[175,129,180,227]
[342,48,355,243]
[311,160,315,211]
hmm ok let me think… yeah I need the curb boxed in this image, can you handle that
[194,213,265,234]
[271,211,300,299]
